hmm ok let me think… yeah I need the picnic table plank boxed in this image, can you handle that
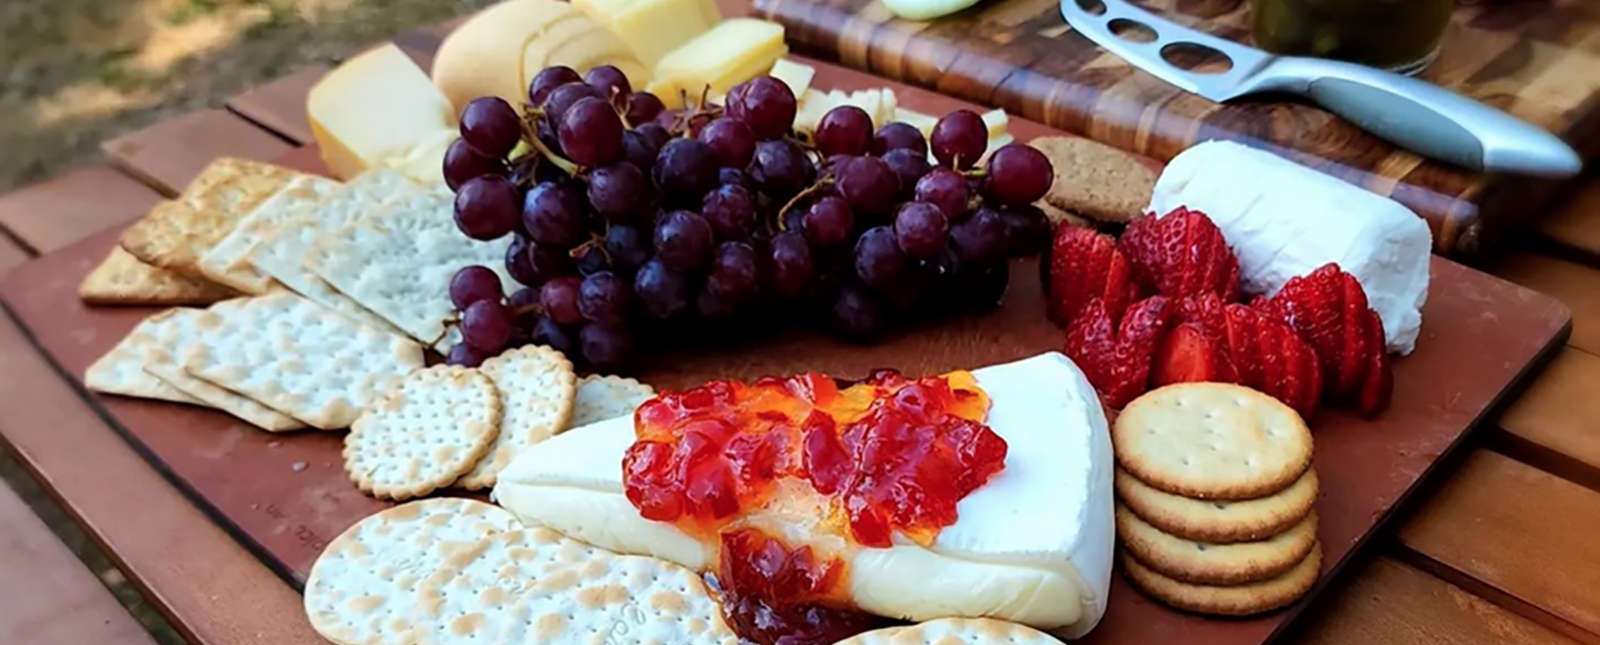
[1498,347,1600,485]
[227,65,329,146]
[101,109,295,197]
[0,165,164,255]
[1399,450,1600,642]
[1535,172,1600,260]
[0,235,28,275]
[1491,251,1600,356]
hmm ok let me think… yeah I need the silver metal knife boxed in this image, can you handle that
[1060,0,1583,178]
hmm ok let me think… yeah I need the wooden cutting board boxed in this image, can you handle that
[753,0,1600,259]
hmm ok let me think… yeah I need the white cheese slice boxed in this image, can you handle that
[1146,140,1431,355]
[494,352,1114,639]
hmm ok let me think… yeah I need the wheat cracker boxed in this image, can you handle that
[120,158,302,277]
[455,346,576,491]
[136,303,304,432]
[1117,503,1317,585]
[197,175,341,294]
[571,374,656,428]
[1122,541,1322,616]
[79,246,238,306]
[1117,467,1318,543]
[344,365,502,500]
[1033,136,1157,224]
[1113,383,1312,500]
[84,309,205,405]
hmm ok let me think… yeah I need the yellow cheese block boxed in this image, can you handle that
[528,23,651,92]
[769,58,816,97]
[793,88,841,133]
[307,43,458,180]
[982,108,1009,138]
[894,107,939,135]
[574,0,721,67]
[375,129,458,185]
[647,19,787,109]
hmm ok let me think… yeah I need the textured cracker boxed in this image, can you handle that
[1034,136,1157,224]
[120,158,302,277]
[1034,200,1093,228]
[197,175,341,294]
[1117,504,1317,586]
[1117,467,1318,543]
[303,498,522,645]
[1122,542,1322,616]
[84,309,205,405]
[571,374,655,428]
[456,346,576,491]
[137,303,304,432]
[1113,383,1312,500]
[344,365,502,500]
[79,246,238,306]
[182,291,424,429]
[836,618,1062,644]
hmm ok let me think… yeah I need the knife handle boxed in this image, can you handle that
[1249,57,1582,178]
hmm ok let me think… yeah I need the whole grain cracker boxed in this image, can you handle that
[79,246,238,306]
[835,618,1062,645]
[571,374,656,428]
[303,498,522,645]
[1034,136,1158,224]
[84,309,206,405]
[455,346,577,491]
[1117,504,1318,585]
[344,365,502,500]
[1117,467,1318,543]
[120,158,303,277]
[1034,200,1093,228]
[1122,541,1322,616]
[183,291,424,429]
[137,303,304,432]
[1113,383,1312,500]
[197,175,341,294]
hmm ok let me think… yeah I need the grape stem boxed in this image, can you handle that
[776,175,836,228]
[569,235,610,262]
[518,110,581,175]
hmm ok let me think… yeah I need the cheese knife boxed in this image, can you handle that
[1059,0,1583,178]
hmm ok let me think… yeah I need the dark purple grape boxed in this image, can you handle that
[999,204,1051,257]
[536,119,564,157]
[707,242,759,300]
[574,245,610,276]
[529,66,582,107]
[540,276,584,325]
[892,202,949,259]
[604,224,652,273]
[444,139,508,192]
[983,144,1054,207]
[695,288,739,320]
[872,122,928,157]
[462,300,513,352]
[449,265,504,310]
[579,323,635,369]
[931,110,988,170]
[854,226,908,290]
[781,208,806,234]
[698,118,757,170]
[558,97,624,167]
[542,83,606,124]
[802,196,853,248]
[815,106,874,157]
[882,149,932,199]
[958,261,1010,309]
[577,271,632,325]
[623,92,667,127]
[653,210,714,271]
[584,65,632,98]
[637,122,672,150]
[653,139,719,202]
[837,157,900,217]
[587,162,651,220]
[522,181,587,246]
[719,167,752,189]
[446,342,489,367]
[749,139,814,198]
[821,153,853,175]
[767,231,814,297]
[950,207,1008,266]
[508,238,572,287]
[726,77,797,140]
[701,185,758,242]
[829,282,887,341]
[529,316,579,356]
[634,258,690,318]
[453,175,520,240]
[507,286,541,312]
[620,130,660,174]
[914,167,971,220]
[459,97,522,159]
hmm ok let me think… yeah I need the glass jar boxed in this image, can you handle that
[1248,0,1454,75]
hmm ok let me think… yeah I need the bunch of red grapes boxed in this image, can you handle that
[441,64,1055,369]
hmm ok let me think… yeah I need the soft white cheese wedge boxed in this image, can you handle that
[1146,140,1431,355]
[494,352,1114,639]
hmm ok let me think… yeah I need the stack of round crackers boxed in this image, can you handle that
[1110,383,1323,616]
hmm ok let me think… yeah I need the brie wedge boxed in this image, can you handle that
[494,352,1114,638]
[1146,140,1431,355]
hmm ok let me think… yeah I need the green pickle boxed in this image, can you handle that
[1249,0,1454,73]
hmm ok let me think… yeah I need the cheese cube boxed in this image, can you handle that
[574,0,721,67]
[982,108,1009,138]
[894,107,939,135]
[768,59,816,97]
[308,44,458,180]
[647,19,787,109]
[793,88,840,133]
[846,90,885,127]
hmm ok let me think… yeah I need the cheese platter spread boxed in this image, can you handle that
[0,1,1573,644]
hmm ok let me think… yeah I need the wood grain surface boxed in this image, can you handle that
[1498,348,1600,482]
[226,65,329,146]
[0,165,163,255]
[1492,252,1600,355]
[101,109,295,197]
[752,0,1600,258]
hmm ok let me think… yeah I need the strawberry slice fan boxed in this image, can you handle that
[1046,207,1393,419]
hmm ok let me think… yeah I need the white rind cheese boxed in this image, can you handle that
[494,352,1114,639]
[1146,140,1431,355]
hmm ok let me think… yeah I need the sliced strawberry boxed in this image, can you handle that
[1222,304,1263,388]
[1255,315,1322,419]
[1356,309,1393,418]
[1175,292,1228,336]
[1045,225,1143,327]
[1063,295,1172,409]
[1117,206,1242,302]
[1259,263,1375,403]
[1151,322,1237,387]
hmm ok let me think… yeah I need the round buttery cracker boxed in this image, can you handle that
[570,374,656,427]
[303,498,521,645]
[455,346,576,490]
[1116,467,1318,543]
[1121,541,1323,616]
[344,365,501,500]
[1117,504,1318,585]
[835,617,1062,644]
[1113,383,1312,500]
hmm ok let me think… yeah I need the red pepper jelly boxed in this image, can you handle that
[621,369,1007,645]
